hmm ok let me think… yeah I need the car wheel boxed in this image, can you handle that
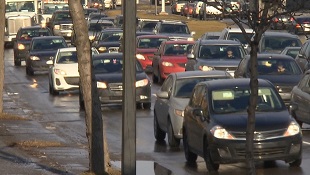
[154,112,166,141]
[289,158,302,167]
[14,58,21,66]
[26,66,34,76]
[167,119,180,147]
[204,139,220,172]
[183,128,197,163]
[143,102,151,110]
[49,82,59,95]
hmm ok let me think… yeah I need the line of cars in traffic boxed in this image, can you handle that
[11,6,310,172]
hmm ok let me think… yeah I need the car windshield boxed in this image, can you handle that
[43,4,69,14]
[137,38,168,48]
[159,24,190,34]
[228,33,254,45]
[6,1,35,12]
[93,57,143,73]
[32,39,67,50]
[55,12,72,21]
[263,37,301,53]
[57,51,78,64]
[211,87,284,113]
[257,59,302,75]
[140,22,157,31]
[174,77,229,98]
[198,45,243,59]
[99,32,123,42]
[164,43,193,55]
[296,17,310,24]
[19,29,51,40]
[89,22,114,31]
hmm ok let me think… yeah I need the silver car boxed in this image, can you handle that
[153,70,232,147]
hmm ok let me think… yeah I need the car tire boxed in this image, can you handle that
[14,59,21,66]
[143,102,151,110]
[183,128,197,163]
[289,158,302,167]
[167,119,180,147]
[49,82,59,96]
[154,112,166,141]
[26,66,34,76]
[204,139,220,172]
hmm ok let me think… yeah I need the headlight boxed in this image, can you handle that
[162,61,173,67]
[54,25,60,30]
[284,121,300,136]
[18,43,25,50]
[136,78,149,87]
[54,68,66,75]
[136,54,145,60]
[98,47,107,52]
[174,109,184,117]
[97,81,107,89]
[89,35,95,41]
[187,37,194,41]
[210,126,235,139]
[30,56,40,61]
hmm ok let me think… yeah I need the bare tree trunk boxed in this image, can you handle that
[0,1,5,113]
[68,1,107,174]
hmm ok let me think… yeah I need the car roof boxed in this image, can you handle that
[58,47,77,52]
[93,53,123,59]
[199,39,242,45]
[245,53,296,60]
[262,31,299,38]
[173,70,231,79]
[202,78,273,90]
[136,35,169,39]
[20,26,49,30]
[159,20,187,25]
[223,28,254,33]
[163,40,195,44]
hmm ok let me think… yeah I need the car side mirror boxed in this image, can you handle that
[187,53,195,59]
[156,91,169,99]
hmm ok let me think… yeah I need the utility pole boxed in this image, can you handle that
[159,0,168,15]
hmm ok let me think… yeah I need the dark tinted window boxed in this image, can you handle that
[160,24,190,34]
[18,28,52,40]
[257,58,302,75]
[199,45,244,59]
[32,38,67,50]
[137,38,168,48]
[93,57,143,73]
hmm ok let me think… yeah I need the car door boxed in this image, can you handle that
[186,85,205,152]
[155,76,174,132]
[296,42,310,72]
[196,89,209,153]
[293,74,310,123]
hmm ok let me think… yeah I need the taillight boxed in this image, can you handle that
[296,24,301,28]
[274,18,279,22]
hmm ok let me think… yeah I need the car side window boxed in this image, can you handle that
[161,76,173,95]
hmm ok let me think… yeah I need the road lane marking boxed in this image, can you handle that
[303,141,310,145]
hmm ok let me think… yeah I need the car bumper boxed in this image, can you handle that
[54,30,73,39]
[14,50,28,61]
[98,85,151,104]
[209,134,302,164]
[52,75,79,91]
[161,66,185,79]
[27,60,50,72]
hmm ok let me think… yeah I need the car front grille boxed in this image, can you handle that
[230,129,286,140]
[60,24,73,30]
[64,77,79,86]
[235,146,287,158]
[109,83,123,91]
[213,66,237,72]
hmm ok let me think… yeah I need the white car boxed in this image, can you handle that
[47,47,99,95]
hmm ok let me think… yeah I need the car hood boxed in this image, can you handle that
[53,63,79,76]
[160,33,192,39]
[95,71,147,83]
[258,74,302,86]
[161,55,188,62]
[136,48,158,53]
[196,58,241,68]
[29,50,58,57]
[170,97,190,110]
[212,110,292,132]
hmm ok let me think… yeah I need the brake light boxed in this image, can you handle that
[274,18,279,23]
[296,24,301,28]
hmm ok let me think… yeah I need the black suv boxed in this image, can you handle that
[13,26,52,66]
[46,10,73,40]
[185,39,247,76]
[153,20,195,41]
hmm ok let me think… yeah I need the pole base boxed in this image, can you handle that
[158,12,169,15]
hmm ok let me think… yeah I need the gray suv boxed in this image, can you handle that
[153,20,195,41]
[185,39,247,77]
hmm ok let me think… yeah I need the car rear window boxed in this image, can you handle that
[18,29,51,40]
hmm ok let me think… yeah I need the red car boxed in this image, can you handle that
[181,2,196,17]
[136,35,169,72]
[152,40,195,84]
